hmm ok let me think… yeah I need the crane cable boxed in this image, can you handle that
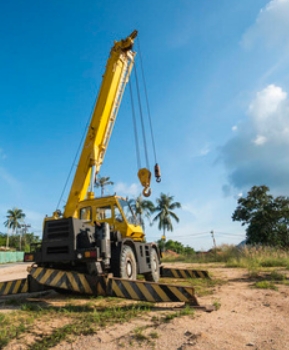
[55,98,96,212]
[133,64,150,170]
[129,80,141,170]
[137,39,158,165]
[129,37,161,184]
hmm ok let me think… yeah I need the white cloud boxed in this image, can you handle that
[113,182,140,197]
[191,144,211,158]
[220,84,289,192]
[253,135,267,145]
[241,0,289,50]
[249,84,289,144]
[232,126,238,132]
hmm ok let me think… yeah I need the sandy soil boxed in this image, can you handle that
[1,263,289,350]
[0,263,31,282]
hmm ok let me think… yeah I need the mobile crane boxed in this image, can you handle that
[1,32,209,306]
[25,30,161,282]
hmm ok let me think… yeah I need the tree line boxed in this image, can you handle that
[5,178,287,253]
[232,185,289,247]
[2,188,182,251]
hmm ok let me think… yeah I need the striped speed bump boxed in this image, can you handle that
[107,277,199,305]
[161,268,210,279]
[0,278,29,296]
[28,266,107,296]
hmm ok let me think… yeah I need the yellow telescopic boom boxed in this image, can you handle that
[64,31,150,218]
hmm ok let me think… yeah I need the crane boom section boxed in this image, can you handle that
[64,31,137,218]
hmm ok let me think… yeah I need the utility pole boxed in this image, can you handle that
[211,230,217,260]
[210,230,217,249]
[20,223,31,251]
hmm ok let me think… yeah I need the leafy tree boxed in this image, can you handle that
[9,232,41,252]
[157,239,195,255]
[129,195,155,230]
[232,185,289,247]
[4,208,26,248]
[94,176,114,197]
[0,233,6,247]
[152,193,181,241]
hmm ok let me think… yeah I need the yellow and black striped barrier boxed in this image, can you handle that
[28,266,107,296]
[1,267,201,306]
[161,267,210,279]
[107,277,199,305]
[28,267,200,305]
[0,278,29,296]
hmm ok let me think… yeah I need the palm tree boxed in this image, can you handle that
[152,193,181,241]
[129,195,155,230]
[4,207,26,249]
[94,176,114,197]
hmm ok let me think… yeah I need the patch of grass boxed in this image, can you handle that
[162,245,289,267]
[149,331,159,339]
[133,327,148,342]
[188,277,225,297]
[253,281,278,291]
[213,300,221,310]
[0,301,151,350]
[162,305,194,323]
[269,270,286,281]
[21,303,43,312]
[0,313,35,349]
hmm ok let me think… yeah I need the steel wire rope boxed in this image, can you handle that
[137,38,158,164]
[55,96,97,211]
[129,80,141,170]
[133,63,150,169]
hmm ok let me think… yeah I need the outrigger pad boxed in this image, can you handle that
[161,267,210,279]
[27,267,201,306]
[106,277,200,306]
[28,266,107,296]
[0,278,29,296]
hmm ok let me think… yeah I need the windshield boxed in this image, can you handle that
[118,199,140,225]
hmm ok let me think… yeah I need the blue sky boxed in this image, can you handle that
[1,0,289,250]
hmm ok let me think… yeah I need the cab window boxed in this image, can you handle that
[114,205,124,222]
[79,207,92,221]
[96,206,112,221]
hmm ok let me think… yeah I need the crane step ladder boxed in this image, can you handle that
[0,266,210,307]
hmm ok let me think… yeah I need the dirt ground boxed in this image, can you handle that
[1,263,289,350]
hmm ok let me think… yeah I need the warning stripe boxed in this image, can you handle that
[161,268,210,279]
[26,267,200,305]
[29,267,93,294]
[107,277,199,305]
[0,278,29,296]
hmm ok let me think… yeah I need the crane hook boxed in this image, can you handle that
[142,186,152,197]
[154,163,161,183]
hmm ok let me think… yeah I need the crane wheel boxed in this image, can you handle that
[144,248,160,282]
[120,245,137,280]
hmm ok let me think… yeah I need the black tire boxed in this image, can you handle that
[144,248,160,282]
[120,245,137,280]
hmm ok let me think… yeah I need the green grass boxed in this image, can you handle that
[253,281,278,290]
[213,300,221,310]
[162,245,289,268]
[0,300,151,350]
[186,277,226,297]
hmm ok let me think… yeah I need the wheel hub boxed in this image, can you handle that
[126,260,132,277]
